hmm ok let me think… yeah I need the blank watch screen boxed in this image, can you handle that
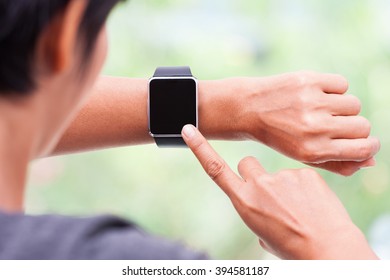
[149,78,197,135]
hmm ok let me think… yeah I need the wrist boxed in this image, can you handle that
[198,78,263,141]
[309,224,378,260]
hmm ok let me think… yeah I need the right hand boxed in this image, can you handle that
[182,125,378,260]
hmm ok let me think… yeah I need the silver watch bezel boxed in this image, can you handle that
[148,76,198,138]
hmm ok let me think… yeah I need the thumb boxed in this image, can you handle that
[182,125,243,197]
[238,156,267,181]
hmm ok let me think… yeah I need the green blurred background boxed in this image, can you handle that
[26,0,390,259]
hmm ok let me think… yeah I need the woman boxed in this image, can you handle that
[0,0,379,259]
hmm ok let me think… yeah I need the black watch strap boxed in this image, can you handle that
[154,137,187,148]
[153,66,193,148]
[153,66,193,77]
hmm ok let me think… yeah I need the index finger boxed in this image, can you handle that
[182,125,243,197]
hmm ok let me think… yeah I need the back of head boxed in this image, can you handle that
[0,0,122,95]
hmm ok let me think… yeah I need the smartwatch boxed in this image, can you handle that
[148,66,198,147]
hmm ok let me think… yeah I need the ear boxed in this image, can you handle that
[37,0,88,74]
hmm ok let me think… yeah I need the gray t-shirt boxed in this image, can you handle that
[0,212,207,260]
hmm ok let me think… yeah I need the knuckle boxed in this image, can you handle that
[291,71,312,88]
[205,158,226,180]
[254,174,276,187]
[276,169,295,180]
[297,70,316,85]
[299,168,319,178]
[296,91,310,107]
[298,113,317,136]
[277,168,321,184]
[275,169,316,189]
[297,145,309,162]
[358,143,373,159]
[298,141,323,163]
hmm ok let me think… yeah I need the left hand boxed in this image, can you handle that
[200,72,380,176]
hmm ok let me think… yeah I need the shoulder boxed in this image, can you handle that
[0,212,208,260]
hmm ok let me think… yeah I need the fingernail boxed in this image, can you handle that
[182,125,196,139]
[360,166,374,170]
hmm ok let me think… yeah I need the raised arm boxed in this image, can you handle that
[52,72,380,175]
[51,75,247,154]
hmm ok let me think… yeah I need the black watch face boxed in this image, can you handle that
[149,78,197,136]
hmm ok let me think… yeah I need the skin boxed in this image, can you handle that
[54,74,379,177]
[0,0,107,211]
[0,0,380,259]
[182,125,379,259]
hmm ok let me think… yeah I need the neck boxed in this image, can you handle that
[0,98,36,213]
[0,148,29,213]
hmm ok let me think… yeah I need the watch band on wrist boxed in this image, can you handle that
[153,66,193,78]
[152,66,195,148]
[154,137,187,147]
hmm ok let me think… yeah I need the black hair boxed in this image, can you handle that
[0,0,123,95]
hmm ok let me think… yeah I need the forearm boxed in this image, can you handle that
[52,76,244,155]
[51,72,379,177]
[52,76,150,155]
